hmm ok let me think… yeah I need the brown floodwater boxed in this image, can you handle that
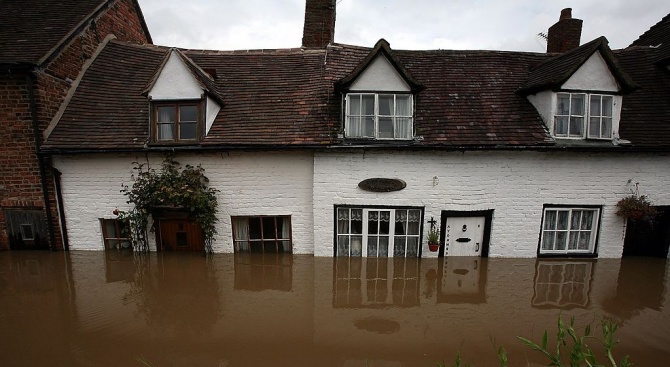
[0,251,668,367]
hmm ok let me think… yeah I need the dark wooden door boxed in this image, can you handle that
[4,209,49,250]
[157,219,203,252]
[623,207,670,257]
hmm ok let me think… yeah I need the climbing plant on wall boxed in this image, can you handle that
[117,155,219,254]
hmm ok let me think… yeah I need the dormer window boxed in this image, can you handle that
[345,93,413,139]
[555,92,613,139]
[153,101,201,142]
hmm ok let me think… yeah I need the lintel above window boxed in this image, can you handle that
[345,93,414,140]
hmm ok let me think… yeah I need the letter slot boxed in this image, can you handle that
[456,237,471,243]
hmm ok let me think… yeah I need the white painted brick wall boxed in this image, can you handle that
[313,150,670,258]
[54,150,670,258]
[54,151,314,253]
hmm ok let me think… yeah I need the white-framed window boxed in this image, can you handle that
[336,207,422,257]
[555,93,614,139]
[539,207,600,255]
[345,93,413,139]
[232,216,292,253]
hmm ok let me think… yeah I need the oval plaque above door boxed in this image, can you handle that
[358,178,406,192]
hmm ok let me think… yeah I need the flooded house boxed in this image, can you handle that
[0,0,152,251]
[9,1,670,258]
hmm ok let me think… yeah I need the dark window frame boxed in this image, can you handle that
[232,215,293,254]
[537,205,602,258]
[100,218,132,250]
[151,100,203,144]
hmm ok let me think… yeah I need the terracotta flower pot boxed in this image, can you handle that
[428,243,439,252]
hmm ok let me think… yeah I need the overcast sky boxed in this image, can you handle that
[137,0,670,52]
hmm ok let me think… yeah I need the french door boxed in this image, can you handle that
[336,207,422,257]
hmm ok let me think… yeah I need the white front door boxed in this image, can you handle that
[444,216,485,256]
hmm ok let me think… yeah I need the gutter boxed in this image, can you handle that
[27,73,57,251]
[39,142,670,155]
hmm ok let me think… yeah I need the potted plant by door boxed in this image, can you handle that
[427,226,440,252]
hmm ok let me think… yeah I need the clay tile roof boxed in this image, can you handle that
[615,47,670,148]
[518,37,637,95]
[0,0,109,66]
[45,41,167,149]
[631,13,670,48]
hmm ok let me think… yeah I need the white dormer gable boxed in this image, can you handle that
[149,51,203,100]
[561,51,619,92]
[349,55,411,92]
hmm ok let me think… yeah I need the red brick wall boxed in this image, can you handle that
[0,0,150,250]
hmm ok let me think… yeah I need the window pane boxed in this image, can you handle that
[544,210,557,230]
[602,118,612,138]
[158,123,174,140]
[348,95,361,115]
[395,117,412,139]
[407,210,421,235]
[363,116,375,137]
[602,96,613,116]
[262,217,277,240]
[396,95,411,116]
[248,217,262,239]
[379,95,393,115]
[557,94,570,115]
[590,95,601,116]
[581,211,594,230]
[406,237,419,257]
[393,237,406,256]
[158,106,176,123]
[557,211,569,230]
[351,210,363,234]
[589,117,600,137]
[368,236,378,256]
[394,210,407,235]
[180,105,197,122]
[555,116,568,135]
[568,232,579,250]
[542,232,554,250]
[379,211,390,235]
[351,236,362,256]
[180,122,197,140]
[368,211,379,235]
[569,117,583,136]
[555,232,567,250]
[338,235,350,256]
[347,116,362,137]
[105,220,117,238]
[571,211,581,230]
[379,117,394,138]
[571,94,585,115]
[362,95,375,115]
[578,233,591,250]
[378,237,389,257]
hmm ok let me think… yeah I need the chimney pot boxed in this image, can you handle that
[546,8,582,53]
[302,0,337,49]
[559,8,572,21]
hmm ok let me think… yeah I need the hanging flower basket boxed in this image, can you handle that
[616,194,656,222]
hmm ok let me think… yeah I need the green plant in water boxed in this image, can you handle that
[518,316,631,367]
[117,155,218,254]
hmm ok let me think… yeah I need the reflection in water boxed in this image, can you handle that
[333,257,420,308]
[437,256,487,304]
[532,260,594,309]
[0,252,669,367]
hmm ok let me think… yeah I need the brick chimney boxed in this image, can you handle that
[546,8,583,53]
[302,0,336,48]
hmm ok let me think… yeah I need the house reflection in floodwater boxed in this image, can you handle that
[1,252,669,367]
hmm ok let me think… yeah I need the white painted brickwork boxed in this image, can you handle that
[313,150,670,258]
[54,151,314,253]
[54,150,670,258]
